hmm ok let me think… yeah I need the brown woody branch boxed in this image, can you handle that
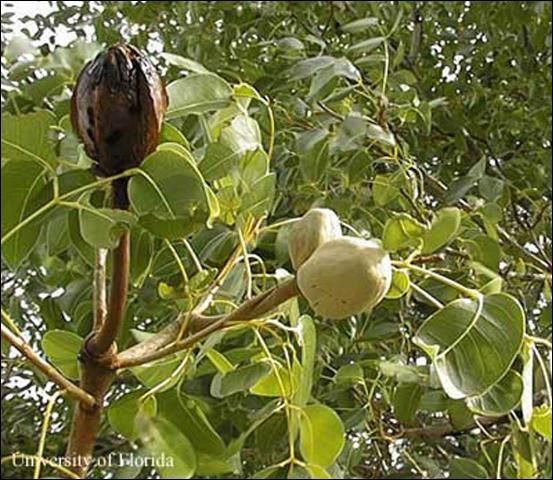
[88,232,130,354]
[116,278,300,369]
[93,249,108,331]
[0,324,96,408]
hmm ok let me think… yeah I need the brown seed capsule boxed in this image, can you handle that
[71,43,168,207]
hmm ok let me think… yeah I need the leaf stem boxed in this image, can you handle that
[394,261,480,299]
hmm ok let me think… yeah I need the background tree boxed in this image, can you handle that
[1,1,551,479]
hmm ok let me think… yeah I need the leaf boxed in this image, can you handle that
[341,17,379,33]
[299,137,329,184]
[160,52,210,73]
[107,390,157,440]
[67,209,95,266]
[422,207,461,254]
[299,404,345,468]
[200,142,239,181]
[348,36,386,54]
[41,330,83,380]
[386,269,410,299]
[158,390,226,455]
[531,405,552,441]
[160,122,190,149]
[220,114,262,154]
[393,383,423,425]
[79,203,136,249]
[239,173,275,218]
[1,160,48,268]
[250,362,299,398]
[1,111,57,167]
[131,355,183,389]
[366,123,396,146]
[383,213,426,251]
[304,464,332,479]
[287,56,336,81]
[415,293,525,398]
[450,457,489,479]
[206,348,235,374]
[335,364,364,384]
[128,146,210,238]
[211,363,271,398]
[466,369,523,416]
[307,57,361,99]
[137,414,197,479]
[166,73,232,119]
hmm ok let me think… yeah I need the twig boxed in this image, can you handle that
[116,278,300,369]
[0,325,96,408]
[93,249,107,331]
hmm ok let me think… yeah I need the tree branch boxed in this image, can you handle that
[0,325,96,408]
[88,231,130,353]
[116,278,300,369]
[93,249,108,331]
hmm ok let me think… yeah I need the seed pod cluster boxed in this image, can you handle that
[71,43,168,207]
[288,208,342,270]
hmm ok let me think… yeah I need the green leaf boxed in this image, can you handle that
[450,457,489,479]
[386,269,410,299]
[304,464,332,479]
[348,36,386,54]
[341,17,379,33]
[78,203,136,249]
[466,369,523,416]
[67,209,95,266]
[422,207,462,254]
[166,73,232,119]
[287,56,336,81]
[160,52,210,73]
[131,355,184,389]
[393,383,423,425]
[240,173,275,218]
[128,146,210,238]
[250,362,299,398]
[415,293,525,398]
[108,390,157,440]
[1,160,48,268]
[41,330,83,380]
[158,390,226,455]
[211,362,271,398]
[137,414,197,479]
[299,404,345,468]
[220,115,262,154]
[366,123,396,146]
[206,348,236,374]
[200,142,239,181]
[383,213,426,251]
[531,405,552,441]
[335,364,364,384]
[1,111,57,167]
[160,122,191,149]
[299,137,329,184]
